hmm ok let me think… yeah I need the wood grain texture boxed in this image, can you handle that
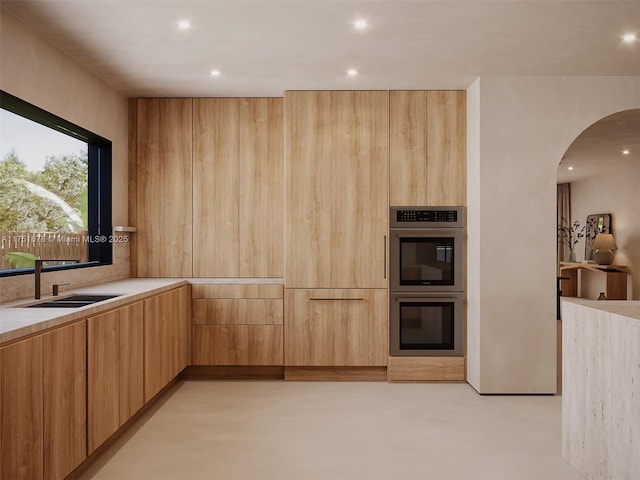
[284,366,387,381]
[239,98,284,277]
[192,284,283,299]
[193,98,239,277]
[87,309,120,453]
[284,288,388,366]
[144,287,190,402]
[387,356,465,382]
[389,90,466,207]
[389,90,428,206]
[426,91,466,206]
[285,91,389,288]
[0,336,43,480]
[118,301,144,424]
[192,299,283,325]
[128,98,138,277]
[135,98,193,277]
[43,321,87,479]
[192,325,283,365]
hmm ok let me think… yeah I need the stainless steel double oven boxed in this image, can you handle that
[389,207,465,356]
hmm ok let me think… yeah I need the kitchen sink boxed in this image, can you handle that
[25,294,121,308]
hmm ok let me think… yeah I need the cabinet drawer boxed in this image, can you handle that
[284,289,388,366]
[193,298,283,325]
[192,325,283,365]
[192,284,283,299]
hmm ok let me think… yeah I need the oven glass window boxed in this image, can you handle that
[399,302,454,350]
[399,237,454,286]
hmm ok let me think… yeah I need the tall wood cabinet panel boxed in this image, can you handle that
[389,90,428,206]
[285,90,389,288]
[43,321,87,479]
[0,336,44,480]
[389,90,466,206]
[134,98,193,277]
[239,98,284,277]
[144,286,190,402]
[426,90,466,206]
[193,98,240,277]
[87,301,144,453]
[284,289,388,366]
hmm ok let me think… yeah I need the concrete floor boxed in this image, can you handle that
[80,381,583,480]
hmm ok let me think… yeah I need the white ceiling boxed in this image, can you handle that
[2,0,638,181]
[1,0,639,97]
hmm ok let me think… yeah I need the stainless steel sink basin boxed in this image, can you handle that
[26,294,121,308]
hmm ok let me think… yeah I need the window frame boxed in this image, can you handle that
[0,90,112,277]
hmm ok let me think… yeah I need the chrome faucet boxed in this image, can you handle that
[34,259,80,299]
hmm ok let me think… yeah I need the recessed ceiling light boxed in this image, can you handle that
[210,69,221,77]
[623,33,637,43]
[177,20,191,30]
[354,19,368,30]
[568,166,574,171]
[622,149,631,155]
[347,68,358,77]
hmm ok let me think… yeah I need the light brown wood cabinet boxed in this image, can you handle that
[144,286,191,401]
[389,90,466,206]
[132,98,193,277]
[1,322,87,480]
[284,289,388,366]
[87,302,144,453]
[192,98,284,278]
[0,336,44,480]
[191,284,283,365]
[132,97,283,278]
[285,90,389,289]
[43,321,87,479]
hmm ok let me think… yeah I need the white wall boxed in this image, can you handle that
[467,75,640,393]
[570,163,640,300]
[0,9,130,302]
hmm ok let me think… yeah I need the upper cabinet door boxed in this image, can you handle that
[239,98,284,277]
[193,98,239,277]
[389,90,466,207]
[285,91,389,289]
[135,98,193,277]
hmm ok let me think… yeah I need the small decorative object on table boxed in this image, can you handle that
[558,217,585,262]
[592,233,617,265]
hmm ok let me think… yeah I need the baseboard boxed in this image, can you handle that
[181,365,284,380]
[284,366,387,381]
[387,356,465,382]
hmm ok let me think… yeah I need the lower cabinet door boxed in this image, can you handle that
[44,321,87,478]
[192,325,283,365]
[284,289,388,366]
[0,336,44,480]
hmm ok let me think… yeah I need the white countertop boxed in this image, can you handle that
[0,277,284,345]
[561,298,640,321]
[0,278,188,344]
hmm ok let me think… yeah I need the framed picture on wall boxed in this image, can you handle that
[584,213,612,261]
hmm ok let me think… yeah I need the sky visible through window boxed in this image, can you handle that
[0,108,86,171]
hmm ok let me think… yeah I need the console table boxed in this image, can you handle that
[559,262,628,300]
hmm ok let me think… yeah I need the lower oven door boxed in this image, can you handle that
[389,293,464,356]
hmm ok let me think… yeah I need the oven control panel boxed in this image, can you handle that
[395,209,457,223]
[390,207,464,227]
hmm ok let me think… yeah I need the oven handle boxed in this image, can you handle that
[310,297,364,301]
[394,297,460,302]
[383,235,387,280]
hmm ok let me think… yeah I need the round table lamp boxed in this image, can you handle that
[592,233,617,265]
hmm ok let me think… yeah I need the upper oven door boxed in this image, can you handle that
[389,229,464,292]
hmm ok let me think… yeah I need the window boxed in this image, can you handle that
[0,90,112,276]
